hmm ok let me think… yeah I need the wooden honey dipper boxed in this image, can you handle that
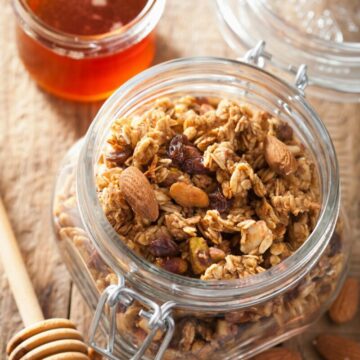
[0,198,96,360]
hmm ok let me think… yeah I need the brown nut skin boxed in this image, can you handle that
[264,135,297,176]
[169,182,209,208]
[189,237,211,275]
[209,189,232,213]
[277,122,293,142]
[148,233,179,257]
[162,257,188,274]
[252,347,302,360]
[119,166,159,222]
[314,334,360,360]
[209,247,226,262]
[329,277,359,324]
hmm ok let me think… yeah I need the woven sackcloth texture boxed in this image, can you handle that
[0,0,359,358]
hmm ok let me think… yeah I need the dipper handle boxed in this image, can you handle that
[0,197,44,327]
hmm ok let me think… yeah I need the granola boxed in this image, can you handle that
[96,96,321,278]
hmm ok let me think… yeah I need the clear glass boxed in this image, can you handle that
[264,0,360,43]
[12,0,165,102]
[52,58,350,359]
[215,0,360,101]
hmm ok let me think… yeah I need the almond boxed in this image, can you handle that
[264,135,297,176]
[119,166,159,222]
[252,347,302,360]
[169,182,209,208]
[314,334,360,360]
[329,277,359,324]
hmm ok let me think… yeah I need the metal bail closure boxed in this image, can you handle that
[243,41,309,94]
[293,64,309,94]
[243,40,272,67]
[89,274,176,360]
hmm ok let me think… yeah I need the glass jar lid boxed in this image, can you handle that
[216,0,360,101]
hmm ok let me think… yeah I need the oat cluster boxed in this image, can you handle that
[96,96,321,279]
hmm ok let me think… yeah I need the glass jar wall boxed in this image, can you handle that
[52,58,350,359]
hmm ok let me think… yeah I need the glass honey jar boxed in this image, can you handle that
[12,0,165,102]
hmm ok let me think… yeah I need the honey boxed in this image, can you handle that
[13,0,163,101]
[26,0,148,36]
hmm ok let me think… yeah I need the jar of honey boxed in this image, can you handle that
[12,0,165,101]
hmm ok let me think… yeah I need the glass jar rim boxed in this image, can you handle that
[215,0,360,99]
[12,0,165,54]
[77,57,340,309]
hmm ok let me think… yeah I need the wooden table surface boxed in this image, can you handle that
[0,1,359,359]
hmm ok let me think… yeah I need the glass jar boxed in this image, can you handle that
[215,0,360,101]
[52,57,351,359]
[12,0,165,102]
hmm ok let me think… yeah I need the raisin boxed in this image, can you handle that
[168,134,190,164]
[209,190,232,213]
[106,145,132,166]
[148,235,180,257]
[87,249,108,272]
[328,231,342,257]
[183,143,201,159]
[183,157,208,175]
[284,286,299,302]
[168,134,208,175]
[277,123,293,142]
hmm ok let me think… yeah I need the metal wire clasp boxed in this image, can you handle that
[243,41,309,94]
[89,274,176,360]
[243,40,272,67]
